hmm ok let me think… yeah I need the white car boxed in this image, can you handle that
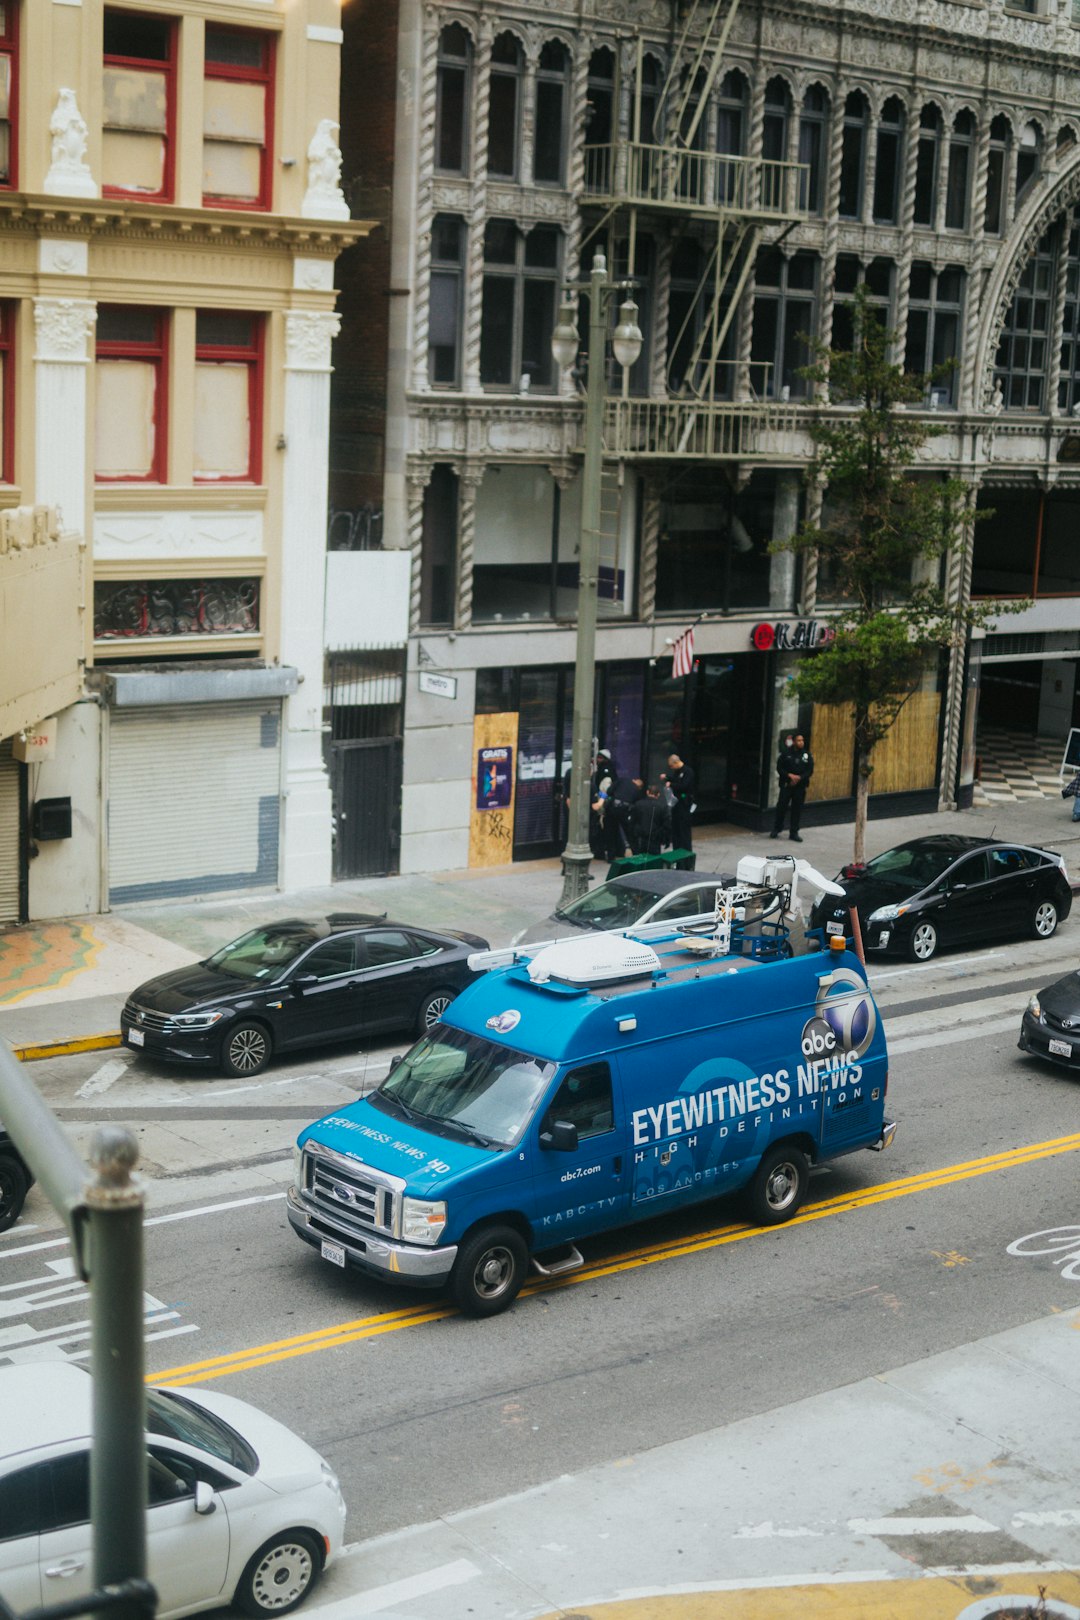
[0,1364,346,1618]
[512,869,736,946]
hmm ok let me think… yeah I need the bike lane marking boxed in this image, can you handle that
[150,1130,1080,1387]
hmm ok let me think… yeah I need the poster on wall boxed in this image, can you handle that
[476,746,513,810]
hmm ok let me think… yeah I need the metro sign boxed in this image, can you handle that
[750,620,835,651]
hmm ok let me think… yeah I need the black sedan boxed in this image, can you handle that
[809,835,1072,963]
[1019,970,1080,1069]
[0,1129,32,1232]
[121,914,490,1077]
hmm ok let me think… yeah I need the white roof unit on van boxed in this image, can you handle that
[526,935,662,987]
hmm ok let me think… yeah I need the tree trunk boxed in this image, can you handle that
[853,732,871,864]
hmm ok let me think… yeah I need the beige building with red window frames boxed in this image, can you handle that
[0,0,374,923]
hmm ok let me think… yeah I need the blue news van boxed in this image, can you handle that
[287,917,895,1316]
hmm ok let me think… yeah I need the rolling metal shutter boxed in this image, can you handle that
[108,702,282,904]
[0,740,20,924]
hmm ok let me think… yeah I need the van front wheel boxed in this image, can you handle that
[451,1225,528,1317]
[747,1145,809,1226]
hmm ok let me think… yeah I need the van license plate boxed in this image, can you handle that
[321,1239,346,1268]
[127,1029,145,1047]
[1049,1038,1072,1057]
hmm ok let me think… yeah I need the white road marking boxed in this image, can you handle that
[75,1057,130,1099]
[870,952,1005,983]
[1013,1510,1080,1527]
[848,1514,999,1535]
[576,1561,1068,1603]
[310,1557,480,1616]
[888,1014,1020,1055]
[735,1521,823,1539]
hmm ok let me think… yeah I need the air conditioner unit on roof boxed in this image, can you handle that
[527,935,662,987]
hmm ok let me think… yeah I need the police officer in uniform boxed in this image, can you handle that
[771,731,814,842]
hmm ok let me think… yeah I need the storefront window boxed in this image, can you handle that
[655,470,775,613]
[971,489,1038,597]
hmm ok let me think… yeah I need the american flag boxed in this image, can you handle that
[671,626,695,678]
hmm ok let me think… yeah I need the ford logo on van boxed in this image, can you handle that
[486,1009,521,1033]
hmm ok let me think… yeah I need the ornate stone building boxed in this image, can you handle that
[0,0,371,921]
[333,0,1080,874]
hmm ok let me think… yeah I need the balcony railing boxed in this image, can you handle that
[584,142,810,218]
[604,396,802,461]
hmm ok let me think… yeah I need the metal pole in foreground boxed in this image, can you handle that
[559,252,610,910]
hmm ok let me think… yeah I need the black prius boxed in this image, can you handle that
[121,914,490,1078]
[1019,970,1080,1069]
[809,835,1072,963]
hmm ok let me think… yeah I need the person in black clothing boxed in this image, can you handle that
[771,731,814,841]
[630,783,671,855]
[661,753,695,851]
[589,751,614,860]
[606,773,644,859]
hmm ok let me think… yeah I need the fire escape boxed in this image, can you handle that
[578,0,809,610]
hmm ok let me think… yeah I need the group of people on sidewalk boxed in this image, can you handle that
[563,752,696,864]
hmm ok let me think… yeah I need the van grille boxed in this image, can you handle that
[303,1146,398,1236]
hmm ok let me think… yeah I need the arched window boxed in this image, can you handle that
[873,97,905,224]
[716,70,747,155]
[585,48,616,191]
[634,54,663,145]
[535,40,570,185]
[945,109,975,230]
[1016,121,1042,204]
[799,86,829,214]
[985,115,1011,236]
[487,32,524,178]
[905,262,963,405]
[435,24,472,175]
[839,91,870,219]
[994,231,1053,411]
[763,77,791,163]
[428,215,466,386]
[913,105,943,226]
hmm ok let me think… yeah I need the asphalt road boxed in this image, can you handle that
[6,928,1080,1556]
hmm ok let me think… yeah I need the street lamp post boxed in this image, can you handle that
[552,250,642,909]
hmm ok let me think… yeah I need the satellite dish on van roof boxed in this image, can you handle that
[527,935,661,987]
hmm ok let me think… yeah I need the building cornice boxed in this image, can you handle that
[0,194,377,256]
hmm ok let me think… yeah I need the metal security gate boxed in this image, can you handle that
[108,702,283,904]
[324,648,404,879]
[0,740,24,924]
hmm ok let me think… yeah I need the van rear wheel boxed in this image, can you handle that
[747,1145,809,1226]
[451,1225,527,1317]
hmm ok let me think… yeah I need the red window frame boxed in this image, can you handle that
[0,301,14,483]
[202,25,276,211]
[102,10,177,204]
[95,306,168,484]
[0,2,19,191]
[194,311,264,483]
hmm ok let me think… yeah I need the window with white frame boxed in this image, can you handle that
[534,39,570,184]
[202,25,275,209]
[838,91,869,220]
[95,305,167,482]
[995,233,1054,411]
[905,262,963,405]
[487,32,524,178]
[194,311,263,482]
[480,221,561,390]
[103,9,176,201]
[751,248,818,398]
[435,23,471,175]
[429,214,466,386]
[873,97,904,224]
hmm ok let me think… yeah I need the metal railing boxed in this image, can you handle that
[604,395,801,461]
[583,142,809,218]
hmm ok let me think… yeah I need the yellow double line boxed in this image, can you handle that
[152,1130,1080,1388]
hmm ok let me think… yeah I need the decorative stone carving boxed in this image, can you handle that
[43,89,97,199]
[39,238,89,277]
[301,120,350,220]
[284,309,342,371]
[33,298,96,363]
[93,510,265,561]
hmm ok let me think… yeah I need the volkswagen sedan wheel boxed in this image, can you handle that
[222,1022,271,1078]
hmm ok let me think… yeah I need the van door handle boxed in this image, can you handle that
[613,1156,622,1172]
[45,1559,87,1578]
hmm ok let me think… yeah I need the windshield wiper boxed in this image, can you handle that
[380,1091,429,1125]
[446,1119,502,1150]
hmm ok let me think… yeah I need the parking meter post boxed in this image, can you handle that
[86,1126,151,1620]
[848,905,866,966]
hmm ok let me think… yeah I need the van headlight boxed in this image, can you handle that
[402,1197,447,1245]
[868,903,908,924]
[1027,994,1042,1021]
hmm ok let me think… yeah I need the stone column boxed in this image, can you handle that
[1046,213,1071,415]
[959,113,993,410]
[406,463,432,634]
[638,480,661,622]
[798,480,824,615]
[455,464,484,629]
[937,486,977,810]
[33,298,96,534]
[651,233,674,397]
[520,44,538,187]
[892,96,924,362]
[279,309,341,889]
[410,17,441,393]
[462,21,493,393]
[769,469,800,611]
[862,103,879,226]
[818,84,846,357]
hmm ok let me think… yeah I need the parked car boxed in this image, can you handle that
[0,1362,345,1618]
[1019,968,1080,1069]
[0,1127,32,1233]
[122,914,490,1078]
[513,869,736,947]
[809,835,1071,963]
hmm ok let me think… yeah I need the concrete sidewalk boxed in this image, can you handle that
[322,1304,1080,1619]
[2,793,1079,1053]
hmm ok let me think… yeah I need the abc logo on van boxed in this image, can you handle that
[800,1016,837,1059]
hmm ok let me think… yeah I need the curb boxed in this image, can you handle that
[12,1032,122,1062]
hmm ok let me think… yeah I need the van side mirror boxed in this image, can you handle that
[540,1119,579,1152]
[194,1481,216,1516]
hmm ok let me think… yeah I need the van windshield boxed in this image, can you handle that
[376,1028,556,1150]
